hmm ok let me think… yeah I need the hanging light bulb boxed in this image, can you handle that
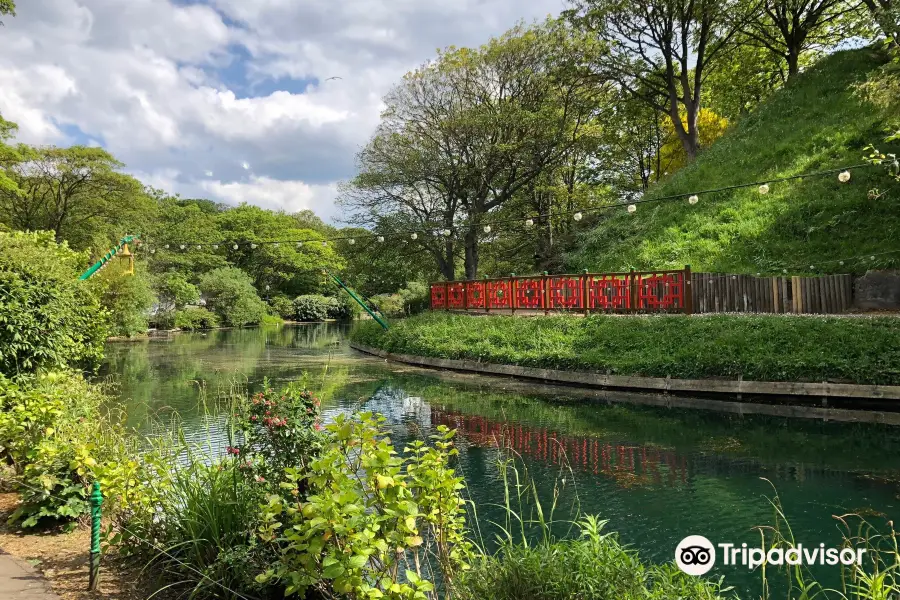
[688,195,699,205]
[164,244,170,249]
[233,244,239,250]
[627,204,637,214]
[196,245,202,250]
[321,241,327,247]
[212,244,219,250]
[483,225,491,233]
[525,219,534,228]
[410,233,418,240]
[839,261,845,266]
[150,249,156,254]
[296,242,303,248]
[274,242,280,248]
[348,238,355,245]
[809,265,815,270]
[179,244,186,250]
[758,184,770,195]
[442,229,451,237]
[838,171,851,183]
[573,212,583,221]
[377,236,385,243]
[250,243,257,249]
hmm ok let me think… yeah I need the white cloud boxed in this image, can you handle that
[201,176,338,214]
[0,0,564,223]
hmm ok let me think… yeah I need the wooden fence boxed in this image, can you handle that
[430,269,857,315]
[430,268,692,314]
[692,273,854,314]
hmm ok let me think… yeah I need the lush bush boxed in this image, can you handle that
[267,295,295,320]
[351,312,900,385]
[92,268,156,338]
[0,231,107,376]
[370,282,429,318]
[0,372,136,528]
[230,382,323,487]
[257,413,471,598]
[293,294,331,322]
[153,272,199,312]
[456,517,725,600]
[173,306,220,331]
[326,294,362,321]
[199,267,268,327]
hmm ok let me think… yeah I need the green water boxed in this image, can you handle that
[100,324,900,597]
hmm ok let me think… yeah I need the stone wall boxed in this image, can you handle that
[854,270,900,310]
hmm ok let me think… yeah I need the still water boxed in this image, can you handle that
[100,323,900,597]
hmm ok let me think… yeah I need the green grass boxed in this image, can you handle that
[566,47,900,275]
[350,312,900,385]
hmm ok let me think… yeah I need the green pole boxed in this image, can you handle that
[324,270,389,330]
[88,481,103,590]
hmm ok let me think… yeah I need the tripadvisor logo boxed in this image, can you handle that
[675,535,867,575]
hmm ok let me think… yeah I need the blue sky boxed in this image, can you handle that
[0,0,564,222]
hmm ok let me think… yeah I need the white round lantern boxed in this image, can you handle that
[758,184,770,195]
[377,236,385,243]
[525,219,534,228]
[410,233,418,240]
[573,212,583,221]
[483,225,491,234]
[233,244,239,250]
[688,195,699,205]
[627,204,637,214]
[442,229,451,237]
[348,238,355,245]
[838,171,851,183]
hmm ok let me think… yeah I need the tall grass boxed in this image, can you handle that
[351,312,900,385]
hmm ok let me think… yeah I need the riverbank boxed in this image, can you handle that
[349,312,900,387]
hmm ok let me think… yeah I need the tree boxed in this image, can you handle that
[145,195,227,277]
[0,1,15,27]
[0,114,19,195]
[0,231,107,375]
[567,0,749,160]
[702,44,786,120]
[198,267,267,327]
[861,0,899,48]
[0,146,155,252]
[343,19,606,279]
[742,0,866,80]
[216,204,344,296]
[90,264,156,338]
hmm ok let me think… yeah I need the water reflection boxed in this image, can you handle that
[101,324,900,597]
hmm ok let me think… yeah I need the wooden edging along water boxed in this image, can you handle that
[349,342,900,425]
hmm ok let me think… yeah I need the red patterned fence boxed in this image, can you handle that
[430,267,692,314]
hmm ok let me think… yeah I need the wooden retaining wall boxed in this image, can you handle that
[692,273,854,314]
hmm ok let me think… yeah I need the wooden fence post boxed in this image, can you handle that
[684,265,693,315]
[542,271,550,315]
[582,269,589,315]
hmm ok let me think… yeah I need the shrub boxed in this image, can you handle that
[91,269,156,337]
[398,281,430,316]
[257,414,471,598]
[268,295,295,319]
[173,307,220,331]
[0,231,107,376]
[0,372,135,528]
[198,267,268,327]
[369,293,404,318]
[293,294,331,322]
[456,517,726,600]
[153,272,199,312]
[326,294,361,321]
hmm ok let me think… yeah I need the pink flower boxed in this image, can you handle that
[251,415,258,421]
[314,423,322,431]
[256,476,266,483]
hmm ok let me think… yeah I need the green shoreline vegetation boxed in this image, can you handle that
[349,312,900,386]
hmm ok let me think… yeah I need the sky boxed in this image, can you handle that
[0,0,565,223]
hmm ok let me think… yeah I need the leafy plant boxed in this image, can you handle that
[257,413,472,599]
[293,294,331,322]
[174,306,220,330]
[0,231,108,376]
[91,266,156,337]
[268,294,296,319]
[199,267,268,327]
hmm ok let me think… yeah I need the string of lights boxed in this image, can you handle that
[137,163,876,253]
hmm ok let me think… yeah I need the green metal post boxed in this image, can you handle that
[88,481,103,590]
[324,270,389,330]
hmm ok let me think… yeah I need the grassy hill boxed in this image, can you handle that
[566,47,900,276]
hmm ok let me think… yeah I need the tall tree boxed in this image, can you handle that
[342,19,606,279]
[743,0,865,80]
[860,0,899,48]
[0,114,19,196]
[0,146,155,252]
[0,1,15,27]
[567,0,749,160]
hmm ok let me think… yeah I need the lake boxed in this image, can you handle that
[99,323,900,597]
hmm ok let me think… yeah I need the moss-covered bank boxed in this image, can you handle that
[350,313,900,385]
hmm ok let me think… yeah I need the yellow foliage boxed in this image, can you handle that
[657,108,729,175]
